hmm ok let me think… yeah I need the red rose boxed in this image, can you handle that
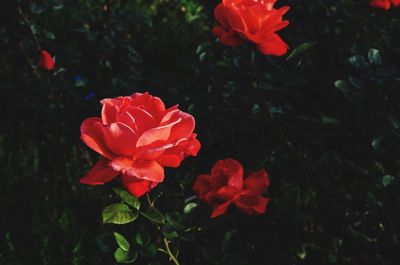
[38,50,55,70]
[212,0,290,56]
[80,92,201,197]
[369,0,400,9]
[193,158,270,218]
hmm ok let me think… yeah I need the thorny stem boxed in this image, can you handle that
[162,238,180,265]
[146,194,154,207]
[146,194,180,265]
[17,4,41,52]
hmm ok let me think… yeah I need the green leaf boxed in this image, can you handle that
[140,207,165,224]
[96,233,113,253]
[286,41,316,61]
[334,80,350,94]
[113,188,140,210]
[114,248,138,263]
[139,243,158,258]
[134,232,150,247]
[321,117,339,125]
[114,232,130,252]
[368,49,382,65]
[102,203,138,225]
[30,3,43,14]
[163,230,179,240]
[372,135,384,152]
[348,76,363,89]
[45,31,56,40]
[222,230,236,252]
[183,202,198,214]
[348,55,369,69]
[296,247,307,260]
[382,175,394,187]
[51,0,64,10]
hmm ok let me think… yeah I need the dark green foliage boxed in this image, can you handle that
[1,0,400,264]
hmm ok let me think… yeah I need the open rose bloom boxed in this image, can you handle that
[80,92,201,197]
[193,159,270,217]
[212,0,290,56]
[369,0,400,9]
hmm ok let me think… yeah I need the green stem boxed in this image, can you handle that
[163,238,180,265]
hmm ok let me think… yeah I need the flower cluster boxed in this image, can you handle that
[193,159,270,217]
[80,92,201,197]
[212,0,290,56]
[369,0,400,9]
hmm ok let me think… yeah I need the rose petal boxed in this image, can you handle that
[193,174,214,201]
[109,157,164,183]
[117,112,139,133]
[234,194,270,215]
[80,117,114,159]
[369,0,391,9]
[214,3,231,29]
[121,174,156,197]
[211,159,243,190]
[244,169,269,195]
[136,117,182,147]
[257,33,288,56]
[161,109,195,142]
[214,186,240,201]
[80,157,119,185]
[126,106,157,133]
[101,98,122,125]
[186,134,201,156]
[103,122,138,156]
[220,30,246,46]
[212,25,228,38]
[38,50,55,70]
[211,200,232,218]
[129,92,166,121]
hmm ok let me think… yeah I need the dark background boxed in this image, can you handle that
[1,0,400,264]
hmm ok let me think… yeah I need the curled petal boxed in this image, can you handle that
[211,159,243,190]
[161,109,195,142]
[126,107,157,133]
[101,98,122,125]
[80,157,119,185]
[80,117,114,159]
[244,169,269,195]
[136,117,181,147]
[109,157,164,183]
[117,112,139,133]
[128,92,166,121]
[186,134,201,156]
[156,134,201,167]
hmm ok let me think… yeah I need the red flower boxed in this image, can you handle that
[193,159,270,218]
[80,92,201,197]
[38,50,55,70]
[369,0,400,9]
[212,0,290,56]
